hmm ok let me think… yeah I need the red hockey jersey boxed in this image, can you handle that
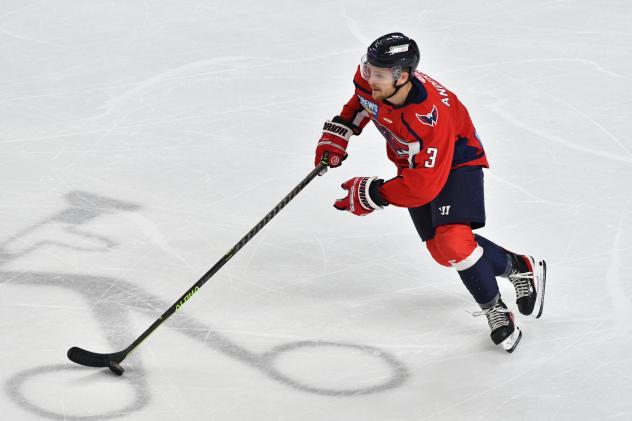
[338,67,488,208]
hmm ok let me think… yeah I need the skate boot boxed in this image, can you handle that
[507,254,547,318]
[474,298,522,353]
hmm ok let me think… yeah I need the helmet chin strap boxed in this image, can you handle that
[385,79,410,100]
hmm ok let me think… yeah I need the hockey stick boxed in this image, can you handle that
[67,159,329,376]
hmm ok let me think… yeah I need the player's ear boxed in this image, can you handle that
[398,69,410,85]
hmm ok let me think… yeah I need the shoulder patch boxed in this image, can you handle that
[358,95,379,116]
[416,105,439,127]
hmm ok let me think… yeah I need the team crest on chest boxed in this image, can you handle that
[416,105,439,127]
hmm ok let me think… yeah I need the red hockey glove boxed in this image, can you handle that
[314,119,353,168]
[334,176,388,216]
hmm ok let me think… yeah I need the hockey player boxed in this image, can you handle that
[314,32,546,352]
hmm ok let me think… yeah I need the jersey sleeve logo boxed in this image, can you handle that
[416,105,439,127]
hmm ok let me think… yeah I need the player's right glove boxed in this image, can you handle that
[314,118,354,168]
[334,176,388,216]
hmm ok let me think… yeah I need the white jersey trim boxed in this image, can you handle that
[353,110,369,127]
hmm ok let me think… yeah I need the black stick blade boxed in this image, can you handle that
[67,347,126,368]
[108,361,125,376]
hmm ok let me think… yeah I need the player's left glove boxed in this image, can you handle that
[334,176,389,216]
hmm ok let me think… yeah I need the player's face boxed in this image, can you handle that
[366,66,397,100]
[360,56,402,100]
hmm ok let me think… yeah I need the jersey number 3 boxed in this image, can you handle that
[424,147,438,168]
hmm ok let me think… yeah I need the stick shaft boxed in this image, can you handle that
[121,163,327,356]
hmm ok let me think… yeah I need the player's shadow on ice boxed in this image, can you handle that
[2,191,409,420]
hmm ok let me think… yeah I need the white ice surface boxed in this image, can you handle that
[1,1,631,420]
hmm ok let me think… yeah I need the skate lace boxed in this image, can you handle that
[508,272,534,299]
[472,306,510,331]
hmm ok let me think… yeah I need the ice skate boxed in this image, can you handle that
[507,254,547,318]
[475,298,522,353]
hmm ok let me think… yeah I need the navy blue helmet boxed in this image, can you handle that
[365,32,420,76]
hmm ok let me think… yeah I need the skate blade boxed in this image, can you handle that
[532,259,547,319]
[502,327,522,353]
